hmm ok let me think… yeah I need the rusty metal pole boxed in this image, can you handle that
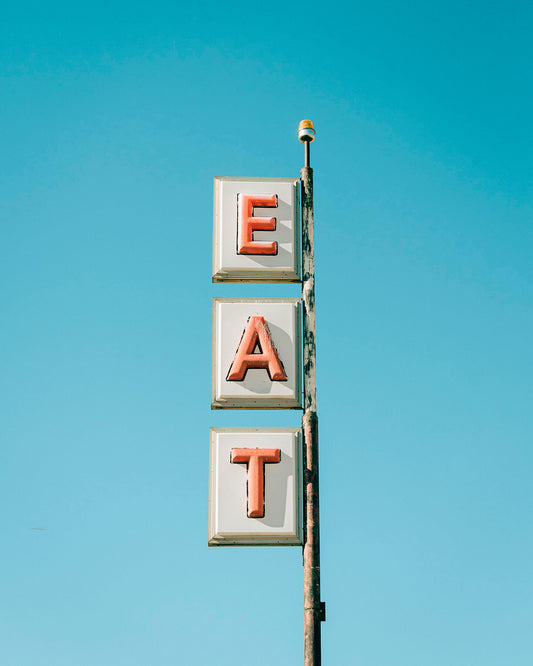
[298,119,323,666]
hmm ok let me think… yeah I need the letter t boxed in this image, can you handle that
[230,448,281,518]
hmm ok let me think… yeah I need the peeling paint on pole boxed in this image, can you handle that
[301,165,323,666]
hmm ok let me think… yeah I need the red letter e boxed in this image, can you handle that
[237,194,278,255]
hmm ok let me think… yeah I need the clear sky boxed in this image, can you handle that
[1,1,532,664]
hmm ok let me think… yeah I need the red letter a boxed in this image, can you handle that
[227,316,287,381]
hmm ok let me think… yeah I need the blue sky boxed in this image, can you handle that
[1,1,532,664]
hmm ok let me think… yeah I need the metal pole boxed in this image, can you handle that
[298,120,323,666]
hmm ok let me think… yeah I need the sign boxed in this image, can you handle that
[208,427,302,546]
[212,177,300,282]
[211,297,302,409]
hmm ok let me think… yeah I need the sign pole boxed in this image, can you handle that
[299,120,323,666]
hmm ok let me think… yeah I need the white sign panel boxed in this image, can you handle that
[212,177,300,282]
[208,427,302,546]
[212,298,302,409]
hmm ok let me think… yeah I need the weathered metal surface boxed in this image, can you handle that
[301,164,323,666]
[230,447,281,517]
[303,411,321,664]
[301,167,316,413]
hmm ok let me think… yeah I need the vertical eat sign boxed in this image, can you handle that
[210,175,303,547]
[212,177,300,282]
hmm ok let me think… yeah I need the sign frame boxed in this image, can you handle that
[208,427,303,546]
[212,176,301,283]
[211,297,302,410]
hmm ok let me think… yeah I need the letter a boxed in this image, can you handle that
[227,316,287,381]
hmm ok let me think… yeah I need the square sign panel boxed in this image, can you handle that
[208,427,302,546]
[212,177,300,282]
[212,298,302,409]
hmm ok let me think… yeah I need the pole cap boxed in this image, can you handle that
[298,119,316,142]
